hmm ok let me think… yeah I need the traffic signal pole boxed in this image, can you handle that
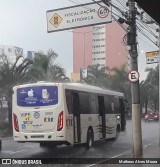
[128,0,143,157]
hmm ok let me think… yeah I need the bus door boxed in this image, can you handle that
[98,96,106,139]
[72,93,81,143]
[119,98,126,131]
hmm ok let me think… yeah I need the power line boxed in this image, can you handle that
[137,26,157,46]
[137,21,158,38]
[115,0,128,11]
[137,35,158,51]
[68,0,158,49]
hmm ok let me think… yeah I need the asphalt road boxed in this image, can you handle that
[0,120,159,166]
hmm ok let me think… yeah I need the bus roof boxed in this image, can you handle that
[63,83,124,97]
[13,82,124,97]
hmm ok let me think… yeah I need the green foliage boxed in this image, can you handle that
[0,49,69,134]
[84,64,111,87]
[84,64,130,100]
[140,65,159,111]
[30,49,69,82]
[0,122,12,138]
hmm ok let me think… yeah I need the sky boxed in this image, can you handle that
[0,0,159,80]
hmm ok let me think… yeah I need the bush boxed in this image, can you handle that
[0,122,12,138]
[0,122,8,130]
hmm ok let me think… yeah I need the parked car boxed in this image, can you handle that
[144,112,159,122]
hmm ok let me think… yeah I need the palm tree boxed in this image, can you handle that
[144,65,159,111]
[30,49,69,82]
[110,64,130,99]
[84,64,110,88]
[140,80,152,114]
[0,54,32,133]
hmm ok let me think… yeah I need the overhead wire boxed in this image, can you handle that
[67,0,128,33]
[137,17,158,33]
[136,26,157,46]
[137,35,158,51]
[137,21,158,38]
[114,0,128,11]
[67,0,158,49]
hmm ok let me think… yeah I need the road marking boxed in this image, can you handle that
[9,150,27,154]
[24,145,35,148]
[111,153,127,158]
[2,150,15,154]
[87,151,130,167]
[144,142,155,148]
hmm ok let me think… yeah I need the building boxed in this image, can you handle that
[0,45,23,63]
[72,21,128,81]
[27,51,36,60]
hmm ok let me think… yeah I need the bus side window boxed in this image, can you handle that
[89,94,98,114]
[79,92,89,114]
[65,89,73,114]
[104,95,112,113]
[114,96,120,114]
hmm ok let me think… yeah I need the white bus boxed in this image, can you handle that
[12,82,127,148]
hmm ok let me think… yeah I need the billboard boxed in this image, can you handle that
[146,51,159,64]
[46,1,112,32]
[0,45,23,57]
[17,86,58,107]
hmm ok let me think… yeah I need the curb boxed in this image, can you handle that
[1,137,13,140]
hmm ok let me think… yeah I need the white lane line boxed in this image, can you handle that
[144,143,155,148]
[110,153,127,158]
[87,151,130,167]
[2,150,15,154]
[24,145,35,148]
[9,150,27,154]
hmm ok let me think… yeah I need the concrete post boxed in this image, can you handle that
[128,0,143,157]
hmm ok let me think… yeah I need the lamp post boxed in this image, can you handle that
[158,25,160,146]
[72,31,90,67]
[72,31,91,81]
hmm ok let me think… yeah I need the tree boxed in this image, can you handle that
[110,64,130,100]
[84,64,110,87]
[0,54,32,133]
[30,50,69,82]
[140,80,151,114]
[144,65,159,111]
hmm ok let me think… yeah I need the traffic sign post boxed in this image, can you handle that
[46,1,112,32]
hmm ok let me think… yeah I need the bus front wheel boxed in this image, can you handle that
[86,128,94,148]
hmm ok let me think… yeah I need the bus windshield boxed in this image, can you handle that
[17,86,58,107]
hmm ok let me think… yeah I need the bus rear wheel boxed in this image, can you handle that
[86,129,94,148]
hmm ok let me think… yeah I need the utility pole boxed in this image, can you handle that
[158,25,160,146]
[127,0,143,157]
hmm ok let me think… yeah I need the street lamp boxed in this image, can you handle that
[72,31,91,67]
[72,31,92,80]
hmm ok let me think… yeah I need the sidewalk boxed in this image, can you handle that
[97,143,160,167]
[119,142,160,158]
